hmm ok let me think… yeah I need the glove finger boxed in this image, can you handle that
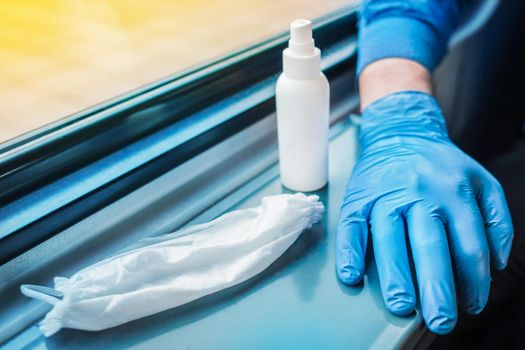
[406,203,457,334]
[477,177,514,270]
[446,196,490,315]
[336,212,368,285]
[370,204,415,316]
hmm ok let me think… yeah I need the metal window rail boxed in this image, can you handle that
[0,6,358,264]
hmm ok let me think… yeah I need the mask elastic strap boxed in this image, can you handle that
[20,284,63,306]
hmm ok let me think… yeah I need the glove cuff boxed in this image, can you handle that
[359,91,450,150]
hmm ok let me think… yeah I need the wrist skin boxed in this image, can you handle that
[359,58,432,111]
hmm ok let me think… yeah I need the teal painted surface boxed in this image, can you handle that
[3,120,422,350]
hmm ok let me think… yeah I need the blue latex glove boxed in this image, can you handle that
[336,91,514,334]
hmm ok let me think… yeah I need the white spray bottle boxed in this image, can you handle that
[276,19,329,192]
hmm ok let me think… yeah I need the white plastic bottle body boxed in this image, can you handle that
[276,72,329,191]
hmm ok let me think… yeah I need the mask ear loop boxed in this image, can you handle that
[20,284,63,306]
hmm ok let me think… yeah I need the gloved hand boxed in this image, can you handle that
[336,91,514,334]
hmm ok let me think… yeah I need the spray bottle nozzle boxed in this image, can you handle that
[289,19,314,56]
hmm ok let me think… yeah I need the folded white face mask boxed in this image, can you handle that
[21,193,324,337]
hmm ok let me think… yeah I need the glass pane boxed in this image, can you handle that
[0,0,353,143]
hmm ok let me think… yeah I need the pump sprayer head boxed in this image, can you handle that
[282,19,320,79]
[289,19,315,56]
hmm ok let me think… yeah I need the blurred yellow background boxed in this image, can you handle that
[0,0,350,143]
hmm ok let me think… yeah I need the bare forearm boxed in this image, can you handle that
[359,58,432,111]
